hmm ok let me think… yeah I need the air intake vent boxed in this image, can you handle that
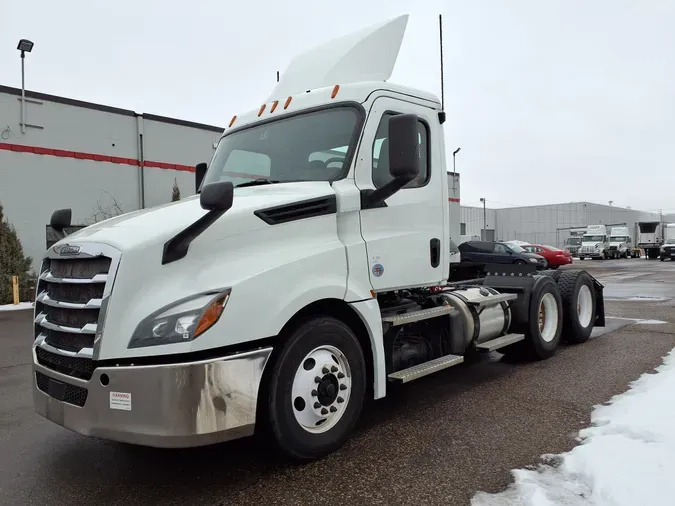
[254,195,337,225]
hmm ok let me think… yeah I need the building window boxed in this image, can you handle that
[372,112,429,188]
[460,223,466,235]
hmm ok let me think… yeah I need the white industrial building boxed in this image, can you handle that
[460,203,671,248]
[1,83,672,272]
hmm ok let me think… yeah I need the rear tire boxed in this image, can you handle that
[264,316,366,462]
[558,270,596,344]
[501,276,563,360]
[537,269,562,282]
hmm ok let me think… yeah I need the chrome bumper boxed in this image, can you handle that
[32,345,273,448]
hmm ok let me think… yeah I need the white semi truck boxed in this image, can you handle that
[636,221,664,259]
[608,225,637,259]
[31,15,606,462]
[563,228,586,257]
[578,225,611,260]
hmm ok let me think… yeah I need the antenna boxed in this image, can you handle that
[276,70,280,83]
[439,14,445,111]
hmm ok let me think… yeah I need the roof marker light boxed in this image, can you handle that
[258,104,266,117]
[228,115,237,128]
[270,100,279,113]
[331,85,340,99]
[284,96,292,109]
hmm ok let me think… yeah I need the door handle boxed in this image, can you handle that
[430,238,440,268]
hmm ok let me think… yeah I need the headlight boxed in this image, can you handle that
[128,289,231,349]
[528,257,538,263]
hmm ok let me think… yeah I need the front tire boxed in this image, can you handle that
[265,316,366,462]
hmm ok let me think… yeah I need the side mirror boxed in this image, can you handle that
[50,208,72,241]
[200,181,234,212]
[50,208,72,229]
[195,162,208,193]
[361,113,420,210]
[388,114,420,179]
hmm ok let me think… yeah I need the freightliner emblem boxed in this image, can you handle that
[56,244,82,256]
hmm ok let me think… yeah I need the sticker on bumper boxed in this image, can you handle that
[110,391,132,411]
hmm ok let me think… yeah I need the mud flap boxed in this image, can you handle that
[592,277,606,327]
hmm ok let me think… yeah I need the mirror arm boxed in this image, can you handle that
[161,208,227,265]
[361,173,416,210]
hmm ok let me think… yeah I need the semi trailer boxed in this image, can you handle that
[637,221,664,259]
[31,15,606,462]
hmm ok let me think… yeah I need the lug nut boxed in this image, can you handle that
[330,406,337,413]
[311,389,318,396]
[322,367,329,374]
[337,372,345,379]
[314,376,321,383]
[340,384,347,391]
[314,402,321,409]
[321,408,328,415]
[331,366,338,373]
[337,396,344,403]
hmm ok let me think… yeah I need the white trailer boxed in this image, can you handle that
[636,221,664,259]
[31,15,606,462]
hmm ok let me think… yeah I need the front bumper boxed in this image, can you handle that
[32,345,273,448]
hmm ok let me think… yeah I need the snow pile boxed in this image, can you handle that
[0,302,34,311]
[472,348,675,506]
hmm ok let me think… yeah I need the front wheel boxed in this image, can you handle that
[515,260,526,265]
[264,316,366,462]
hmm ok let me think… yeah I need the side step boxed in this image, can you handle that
[387,354,464,383]
[475,333,525,352]
[381,305,456,327]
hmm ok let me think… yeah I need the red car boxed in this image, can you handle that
[521,244,573,269]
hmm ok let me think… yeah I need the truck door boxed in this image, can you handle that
[354,96,446,291]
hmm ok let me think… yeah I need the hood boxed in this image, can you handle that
[55,182,335,251]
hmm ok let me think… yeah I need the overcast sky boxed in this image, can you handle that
[1,0,674,211]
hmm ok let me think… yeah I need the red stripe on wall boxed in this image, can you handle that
[0,142,264,180]
[448,197,460,203]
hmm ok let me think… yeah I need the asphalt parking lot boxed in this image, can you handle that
[2,258,675,505]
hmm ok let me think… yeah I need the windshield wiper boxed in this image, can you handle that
[235,179,281,188]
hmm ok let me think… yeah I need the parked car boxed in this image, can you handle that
[458,241,547,269]
[521,244,573,269]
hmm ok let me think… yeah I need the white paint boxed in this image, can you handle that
[472,347,675,505]
[265,15,409,102]
[109,391,132,411]
[0,302,34,312]
[636,319,667,325]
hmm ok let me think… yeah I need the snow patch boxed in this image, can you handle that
[472,348,675,506]
[0,302,34,312]
[636,319,667,325]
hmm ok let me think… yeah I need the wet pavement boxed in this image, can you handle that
[1,258,674,505]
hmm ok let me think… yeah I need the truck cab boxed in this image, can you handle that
[579,225,610,260]
[31,14,606,462]
[608,226,632,259]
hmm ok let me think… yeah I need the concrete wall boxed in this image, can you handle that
[0,85,223,271]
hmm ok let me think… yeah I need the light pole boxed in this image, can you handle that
[480,197,486,240]
[608,200,613,224]
[17,38,34,134]
[452,147,461,173]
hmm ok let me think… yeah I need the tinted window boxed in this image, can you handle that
[204,106,361,187]
[494,243,510,254]
[372,112,429,188]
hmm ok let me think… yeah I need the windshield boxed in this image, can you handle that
[565,237,582,246]
[504,243,525,253]
[610,236,630,242]
[203,106,362,187]
[583,235,606,242]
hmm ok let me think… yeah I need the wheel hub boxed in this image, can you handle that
[291,346,352,434]
[539,303,546,332]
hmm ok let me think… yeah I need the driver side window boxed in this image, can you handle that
[494,243,509,254]
[372,112,429,188]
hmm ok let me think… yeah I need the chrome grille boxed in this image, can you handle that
[33,243,121,380]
